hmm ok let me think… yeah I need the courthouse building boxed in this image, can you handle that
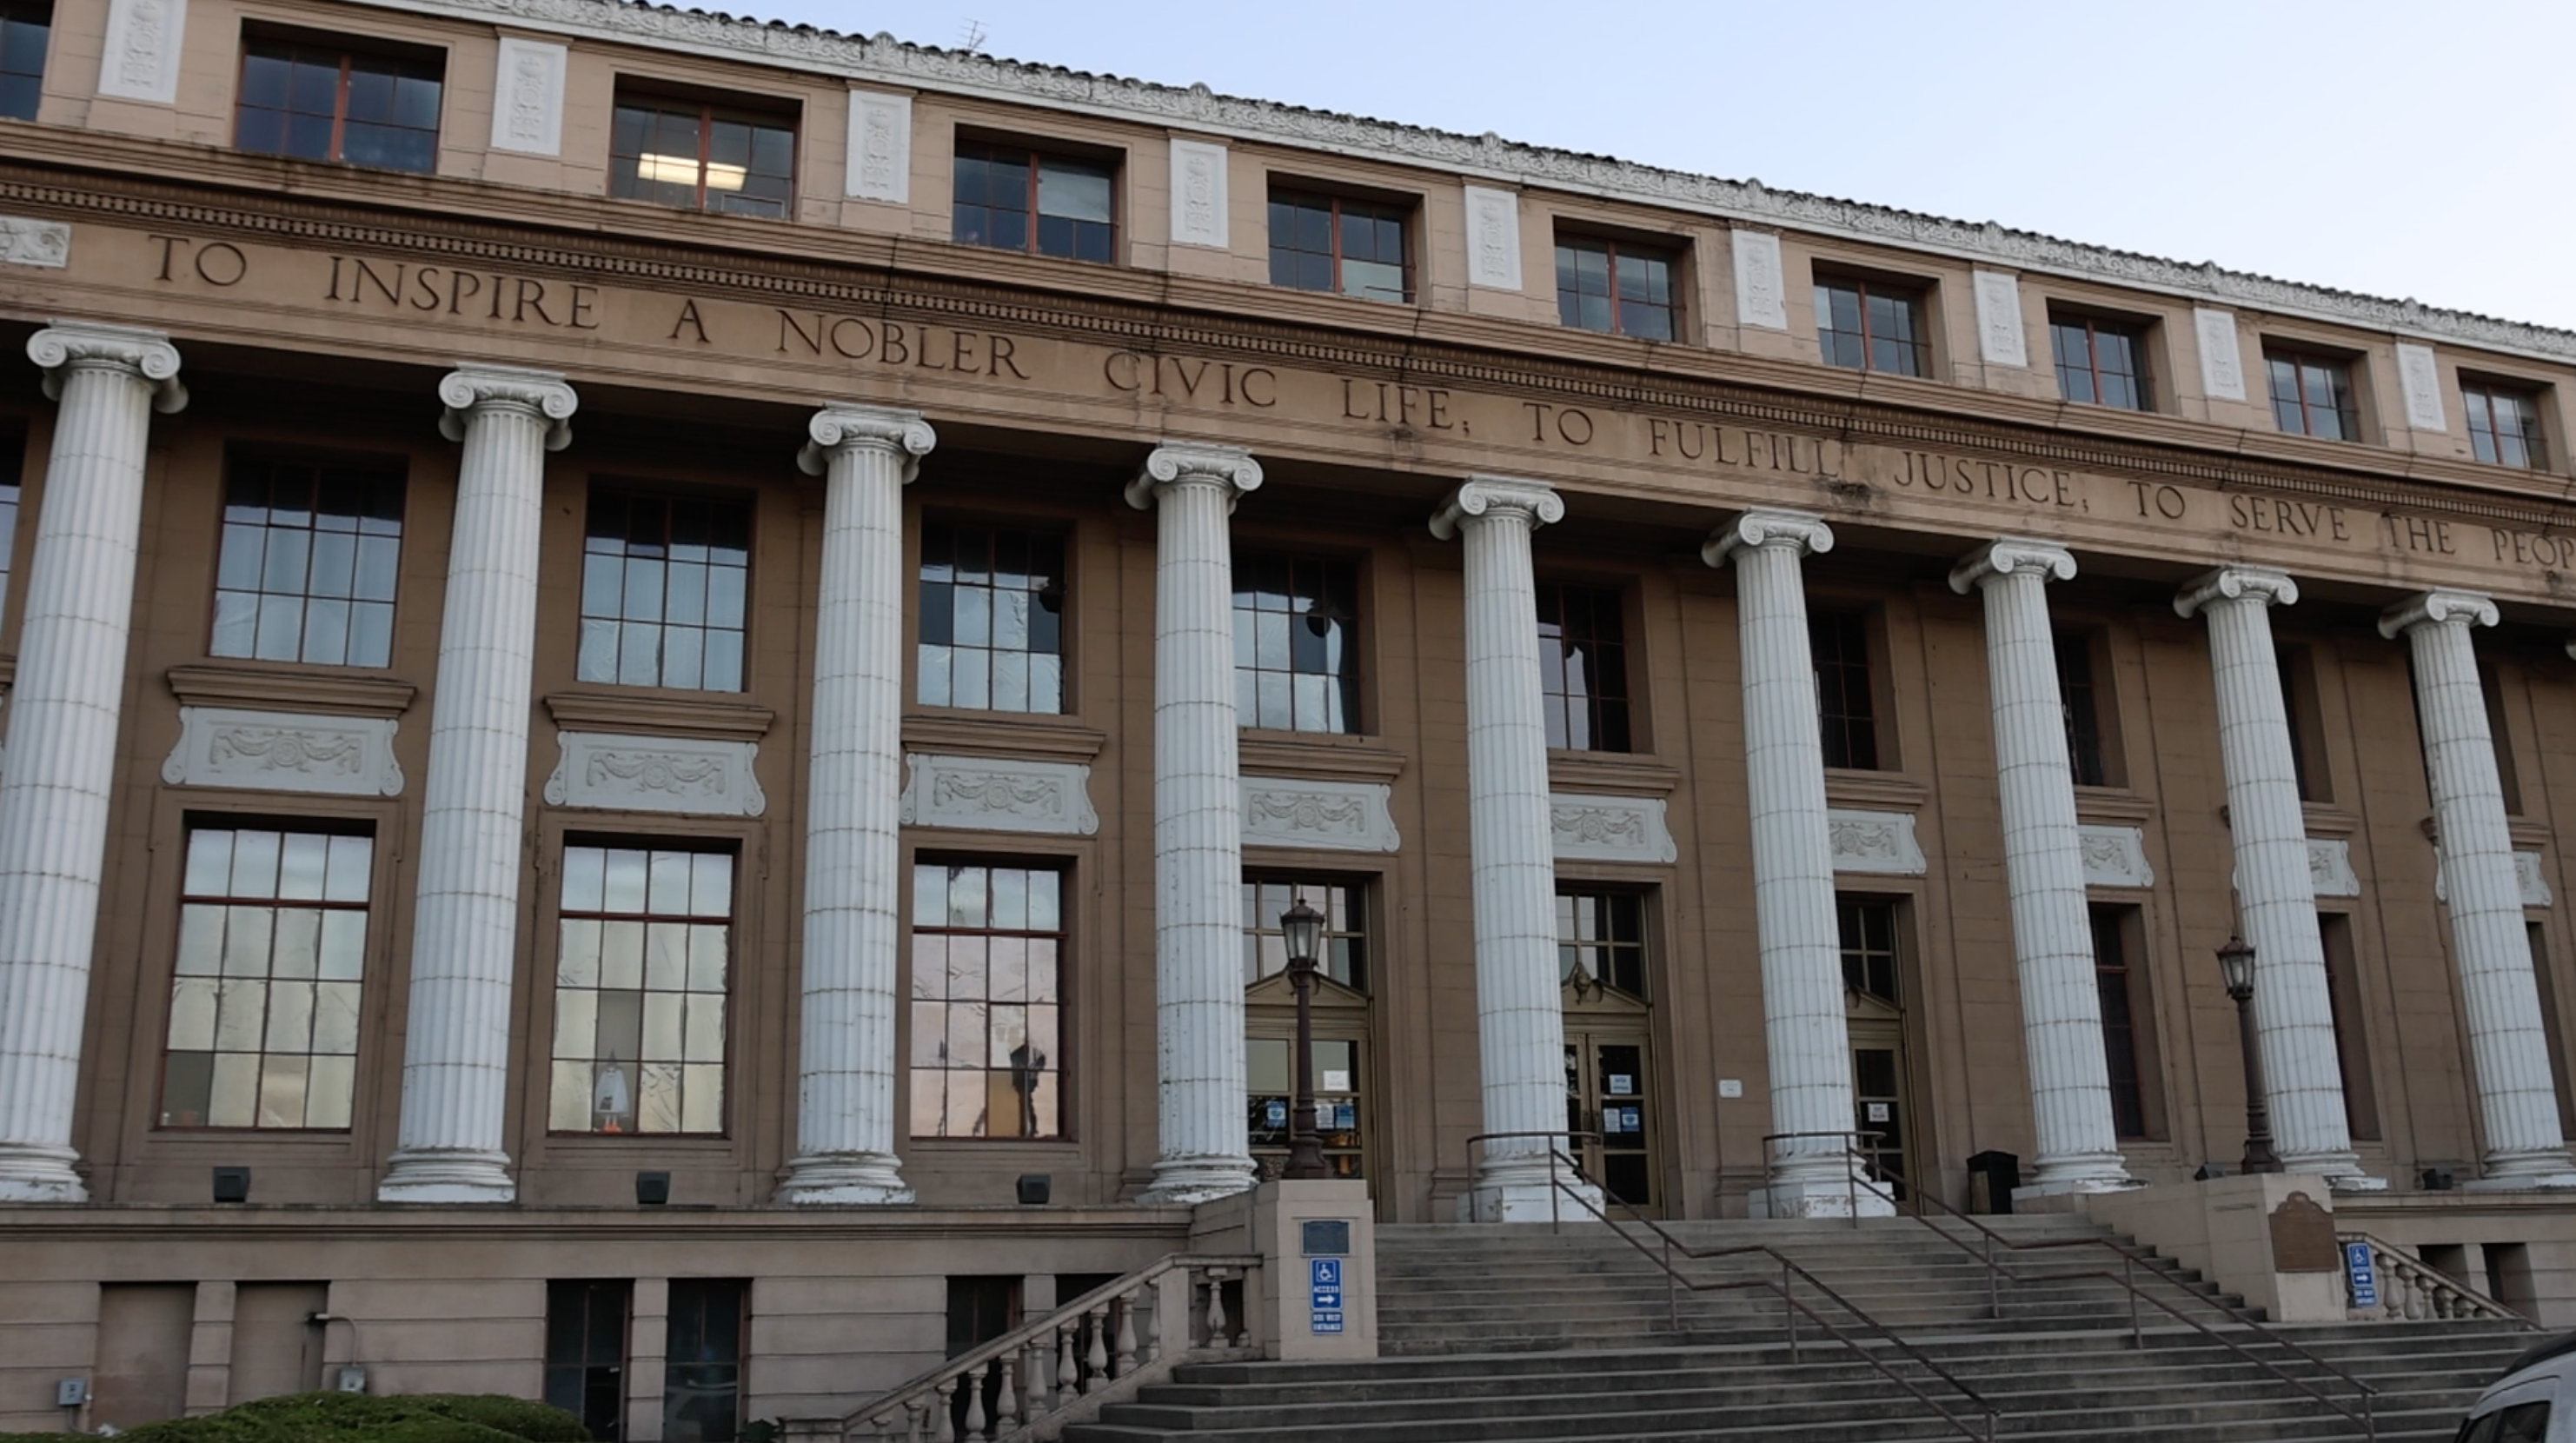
[6,0,2576,1430]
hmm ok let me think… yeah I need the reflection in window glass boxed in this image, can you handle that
[236,42,442,172]
[2464,384,2551,469]
[1555,237,1677,341]
[662,1280,745,1443]
[910,862,1064,1140]
[1268,190,1409,303]
[1241,877,1366,990]
[1838,897,1899,1006]
[1811,609,1878,770]
[0,3,50,122]
[1232,552,1359,734]
[549,844,734,1135]
[607,97,793,218]
[2091,905,2147,1139]
[1537,583,1630,752]
[0,447,21,631]
[211,459,403,668]
[918,523,1065,714]
[953,143,1115,263]
[159,827,372,1129]
[579,491,751,692]
[2056,635,2106,788]
[1816,278,1928,376]
[1557,891,1644,999]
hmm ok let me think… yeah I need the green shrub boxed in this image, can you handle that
[75,1392,587,1443]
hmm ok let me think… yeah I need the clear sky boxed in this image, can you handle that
[719,0,2576,333]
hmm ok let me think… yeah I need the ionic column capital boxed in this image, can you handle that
[796,402,936,482]
[1703,508,1833,569]
[2174,565,2298,618]
[29,321,185,413]
[437,363,576,451]
[1125,441,1263,510]
[1429,475,1564,540]
[1949,535,2075,594]
[2380,588,2499,639]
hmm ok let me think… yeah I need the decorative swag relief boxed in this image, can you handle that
[545,730,765,817]
[1550,795,1678,865]
[1239,777,1398,853]
[162,707,402,797]
[900,753,1098,835]
[2076,825,2154,889]
[2430,847,2555,909]
[1827,808,1927,876]
[2306,838,2363,899]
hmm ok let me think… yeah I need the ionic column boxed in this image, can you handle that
[2384,590,2576,1187]
[779,405,934,1204]
[1950,539,2134,1195]
[1431,478,1594,1222]
[1126,443,1261,1205]
[0,323,183,1202]
[2174,568,2376,1187]
[1705,509,1889,1217]
[378,364,575,1203]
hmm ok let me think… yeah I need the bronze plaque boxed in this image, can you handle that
[2270,1190,2340,1272]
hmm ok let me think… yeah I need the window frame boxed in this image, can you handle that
[1813,272,1932,378]
[1553,231,1683,342]
[913,515,1071,716]
[2460,377,2554,471]
[1267,186,1416,304]
[2047,309,2154,412]
[209,450,408,670]
[1231,547,1364,736]
[545,838,740,1140]
[1536,580,1633,754]
[2088,903,2158,1140]
[575,483,755,695]
[1809,606,1882,772]
[0,1,52,123]
[607,88,799,218]
[234,30,445,173]
[950,137,1119,264]
[2263,345,2363,441]
[906,855,1071,1143]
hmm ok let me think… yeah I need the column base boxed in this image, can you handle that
[1137,1154,1256,1207]
[2468,1148,2576,1191]
[0,1143,87,1202]
[2019,1154,2141,1200]
[2279,1147,2382,1192]
[2013,1174,2145,1204]
[1456,1178,1601,1224]
[377,1147,516,1204]
[1750,1174,1895,1219]
[775,1153,914,1206]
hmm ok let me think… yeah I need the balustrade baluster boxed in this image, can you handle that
[1084,1305,1111,1390]
[1024,1334,1052,1416]
[1145,1284,1165,1365]
[905,1396,929,1443]
[1206,1273,1229,1347]
[1114,1291,1139,1376]
[994,1355,1019,1430]
[962,1363,988,1442]
[931,1380,958,1443]
[1059,1323,1080,1399]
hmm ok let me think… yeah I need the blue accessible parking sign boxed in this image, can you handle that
[1310,1256,1345,1333]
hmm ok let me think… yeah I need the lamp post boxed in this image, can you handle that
[2217,934,2281,1175]
[1280,898,1328,1180]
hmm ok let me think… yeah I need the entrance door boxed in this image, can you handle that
[1564,1029,1653,1210]
[1848,1014,1913,1202]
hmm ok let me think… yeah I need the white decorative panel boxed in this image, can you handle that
[2396,342,2447,432]
[1461,184,1521,290]
[1550,794,1678,865]
[1828,808,1926,876]
[0,218,67,269]
[2194,307,2246,402]
[2431,848,2554,908]
[488,38,568,156]
[2307,838,2361,898]
[2078,824,2153,888]
[844,90,912,203]
[545,730,765,817]
[162,707,402,797]
[899,752,1095,835]
[1731,229,1787,330]
[1166,138,1229,249]
[97,0,187,103]
[1972,270,2027,367]
[1239,776,1398,853]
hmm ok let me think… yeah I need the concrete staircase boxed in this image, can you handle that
[1066,1216,2533,1441]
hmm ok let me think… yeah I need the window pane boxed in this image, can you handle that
[911,861,1066,1140]
[553,843,734,1135]
[581,489,751,691]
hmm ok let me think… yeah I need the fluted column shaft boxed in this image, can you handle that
[1127,443,1262,1205]
[2176,567,2372,1187]
[780,406,934,1204]
[1951,540,2133,1193]
[2384,590,2576,1187]
[379,364,575,1203]
[0,323,183,1202]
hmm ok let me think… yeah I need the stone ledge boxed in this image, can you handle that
[2074,787,2155,825]
[545,689,774,740]
[901,712,1107,761]
[1822,770,1929,812]
[1548,753,1681,796]
[166,663,417,718]
[1237,734,1406,782]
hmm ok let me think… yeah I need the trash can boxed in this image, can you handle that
[1967,1149,2020,1215]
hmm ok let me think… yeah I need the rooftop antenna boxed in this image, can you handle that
[959,19,986,53]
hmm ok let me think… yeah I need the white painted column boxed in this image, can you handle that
[2383,590,2576,1187]
[1950,539,2134,1195]
[0,323,183,1202]
[779,404,934,1204]
[1706,509,1889,1217]
[378,364,575,1203]
[1127,443,1262,1205]
[2174,568,2377,1188]
[1431,477,1595,1222]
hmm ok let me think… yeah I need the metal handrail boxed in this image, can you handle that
[1466,1130,1997,1443]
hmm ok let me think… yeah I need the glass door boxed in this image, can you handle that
[1848,1024,1913,1203]
[1563,1030,1653,1211]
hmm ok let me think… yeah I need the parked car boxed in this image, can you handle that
[2456,1332,2576,1441]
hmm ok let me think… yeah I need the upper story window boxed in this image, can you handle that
[911,861,1065,1140]
[1557,890,1645,1000]
[609,93,793,218]
[1816,277,1928,377]
[0,3,50,121]
[1245,877,1367,990]
[2264,349,2360,441]
[918,522,1065,715]
[2463,382,2552,470]
[2049,314,2152,411]
[212,456,404,668]
[953,142,1114,263]
[1811,608,1880,771]
[236,37,442,174]
[1837,897,1901,1006]
[1537,583,1630,753]
[0,445,23,632]
[1269,190,1410,303]
[2055,635,2107,788]
[1234,552,1359,734]
[579,489,750,692]
[1556,236,1679,341]
[550,844,734,1136]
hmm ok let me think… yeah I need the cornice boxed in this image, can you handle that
[900,713,1108,761]
[542,689,775,739]
[165,663,418,717]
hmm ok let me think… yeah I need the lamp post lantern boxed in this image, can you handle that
[2217,934,2282,1175]
[1281,898,1329,1180]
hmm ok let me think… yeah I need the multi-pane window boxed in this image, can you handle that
[1269,190,1410,303]
[1242,878,1366,989]
[1537,583,1630,752]
[2317,913,2380,1140]
[212,458,403,668]
[1811,609,1879,770]
[1556,237,1678,341]
[2464,383,2551,469]
[918,523,1065,713]
[1557,892,1645,1000]
[0,447,22,630]
[549,845,734,1136]
[662,1280,746,1443]
[545,1280,631,1443]
[1816,278,1928,377]
[952,143,1114,263]
[2279,643,2321,803]
[609,96,793,218]
[2050,316,2151,410]
[579,491,750,692]
[2265,349,2360,440]
[1837,898,1899,1005]
[2090,906,2148,1139]
[2056,635,2107,788]
[1233,552,1359,734]
[0,3,50,121]
[910,862,1063,1140]
[236,41,442,173]
[160,827,372,1130]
